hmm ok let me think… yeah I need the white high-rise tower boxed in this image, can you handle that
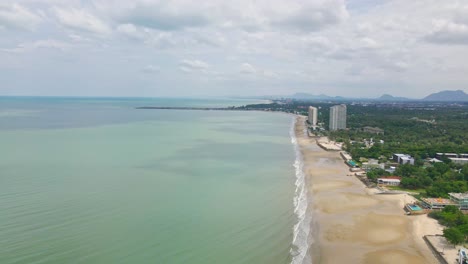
[308,106,318,126]
[329,104,347,131]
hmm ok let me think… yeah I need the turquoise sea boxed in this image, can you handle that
[0,97,309,264]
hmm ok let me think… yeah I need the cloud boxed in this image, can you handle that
[117,23,146,40]
[102,0,348,33]
[141,64,160,73]
[53,7,110,35]
[425,20,468,45]
[179,59,210,73]
[240,63,257,74]
[360,37,379,49]
[2,0,468,98]
[1,39,71,53]
[240,63,276,78]
[271,0,348,32]
[0,3,42,30]
[115,2,210,31]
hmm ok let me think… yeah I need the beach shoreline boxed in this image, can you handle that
[293,116,442,264]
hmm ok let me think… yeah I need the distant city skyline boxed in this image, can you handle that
[1,0,468,98]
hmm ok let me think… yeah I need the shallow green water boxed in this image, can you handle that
[0,98,297,264]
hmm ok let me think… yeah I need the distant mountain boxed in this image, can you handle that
[377,94,411,101]
[279,90,468,102]
[423,90,468,101]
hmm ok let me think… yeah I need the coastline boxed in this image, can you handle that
[293,116,441,264]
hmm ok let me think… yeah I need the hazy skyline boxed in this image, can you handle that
[1,0,468,98]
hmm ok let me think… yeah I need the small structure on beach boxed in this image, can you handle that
[317,140,342,151]
[340,151,352,161]
[459,248,468,264]
[405,203,427,215]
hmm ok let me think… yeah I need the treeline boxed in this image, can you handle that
[330,104,468,155]
[396,163,468,194]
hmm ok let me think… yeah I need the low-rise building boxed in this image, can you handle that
[449,193,468,210]
[377,176,401,186]
[427,158,442,163]
[362,126,384,135]
[362,159,385,171]
[400,156,415,165]
[449,158,468,165]
[393,153,414,165]
[385,166,396,174]
[435,153,461,159]
[420,197,458,210]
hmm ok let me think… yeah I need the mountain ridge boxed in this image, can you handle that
[422,90,468,101]
[283,90,468,102]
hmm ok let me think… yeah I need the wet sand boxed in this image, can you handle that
[295,117,439,264]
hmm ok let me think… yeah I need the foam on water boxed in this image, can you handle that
[289,117,312,264]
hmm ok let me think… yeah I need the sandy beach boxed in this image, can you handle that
[295,116,442,264]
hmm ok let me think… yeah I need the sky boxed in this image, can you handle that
[1,0,468,98]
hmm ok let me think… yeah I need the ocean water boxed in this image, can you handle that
[0,97,308,264]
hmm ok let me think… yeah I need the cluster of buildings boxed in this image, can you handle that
[308,104,347,131]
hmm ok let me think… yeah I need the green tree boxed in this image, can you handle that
[462,164,468,179]
[443,227,464,245]
[400,177,422,189]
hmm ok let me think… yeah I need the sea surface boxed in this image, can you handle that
[0,97,308,264]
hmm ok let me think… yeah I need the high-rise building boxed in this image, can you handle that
[308,106,318,126]
[329,104,347,131]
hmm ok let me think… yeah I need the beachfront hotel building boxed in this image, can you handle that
[329,104,347,131]
[420,197,457,210]
[308,106,318,126]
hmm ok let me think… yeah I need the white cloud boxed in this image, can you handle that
[425,20,468,45]
[179,59,210,73]
[0,3,42,30]
[53,7,110,35]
